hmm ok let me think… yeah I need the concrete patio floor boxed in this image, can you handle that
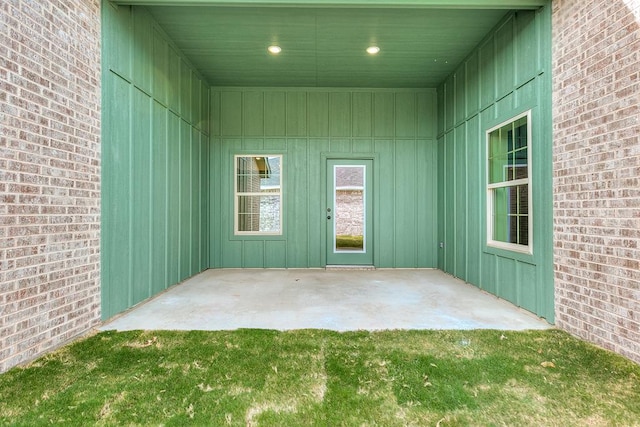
[101,268,551,331]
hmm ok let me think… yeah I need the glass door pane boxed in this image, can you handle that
[326,159,373,266]
[334,165,365,252]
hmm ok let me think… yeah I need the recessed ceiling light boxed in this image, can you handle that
[366,46,380,55]
[268,45,282,54]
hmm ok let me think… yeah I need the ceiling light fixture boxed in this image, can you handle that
[366,46,380,55]
[268,45,282,54]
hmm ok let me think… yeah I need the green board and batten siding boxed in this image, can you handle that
[101,1,554,322]
[209,89,439,269]
[437,8,554,321]
[101,2,210,319]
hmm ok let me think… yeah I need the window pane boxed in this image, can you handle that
[488,129,508,184]
[487,113,530,250]
[237,195,261,232]
[237,195,280,233]
[492,184,529,245]
[493,187,510,242]
[519,215,529,246]
[516,185,529,245]
[510,147,528,180]
[258,195,280,232]
[488,116,528,184]
[237,174,252,192]
[260,156,281,193]
[517,184,529,215]
[236,157,259,192]
[237,156,282,193]
[489,153,508,184]
[235,155,282,234]
[336,166,365,188]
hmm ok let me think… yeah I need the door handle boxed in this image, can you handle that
[327,215,331,220]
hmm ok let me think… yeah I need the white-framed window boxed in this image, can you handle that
[486,111,532,253]
[234,155,282,235]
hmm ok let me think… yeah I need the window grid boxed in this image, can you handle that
[486,111,532,253]
[234,155,282,235]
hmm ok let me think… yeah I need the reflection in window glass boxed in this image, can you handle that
[235,155,282,234]
[334,166,365,252]
[487,113,531,251]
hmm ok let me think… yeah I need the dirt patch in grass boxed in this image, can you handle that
[1,329,639,426]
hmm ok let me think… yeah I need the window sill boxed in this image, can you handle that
[231,233,285,241]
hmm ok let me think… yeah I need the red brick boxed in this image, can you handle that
[553,0,640,364]
[0,0,100,373]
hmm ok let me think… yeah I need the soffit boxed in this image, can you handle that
[139,3,540,87]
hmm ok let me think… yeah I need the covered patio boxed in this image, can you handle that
[102,269,550,331]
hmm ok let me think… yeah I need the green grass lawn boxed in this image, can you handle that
[1,329,639,426]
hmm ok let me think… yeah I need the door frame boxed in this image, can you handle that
[321,153,378,266]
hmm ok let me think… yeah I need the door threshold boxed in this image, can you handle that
[325,265,376,271]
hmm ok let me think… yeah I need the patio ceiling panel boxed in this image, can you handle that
[113,0,547,8]
[110,0,547,87]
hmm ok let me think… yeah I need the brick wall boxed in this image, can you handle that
[1,0,638,372]
[553,0,640,363]
[0,0,101,372]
